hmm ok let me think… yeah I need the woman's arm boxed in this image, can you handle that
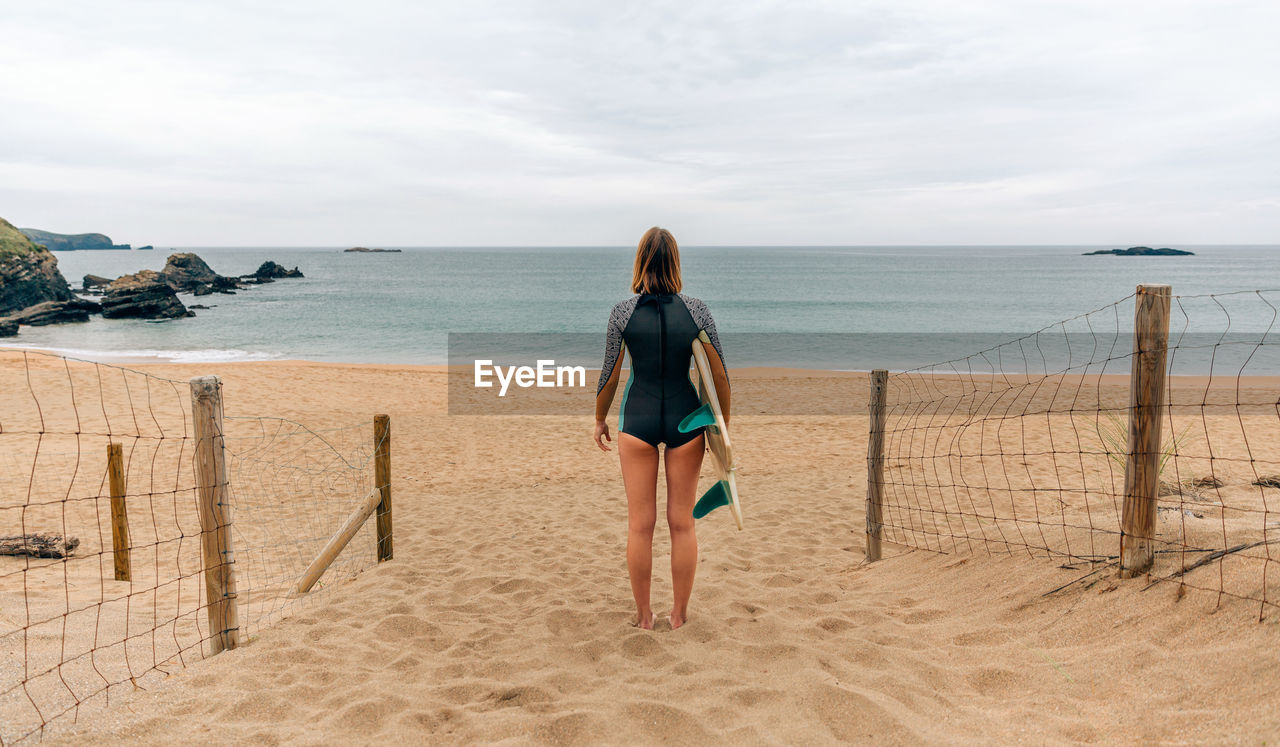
[595,342,624,421]
[594,303,630,451]
[700,336,730,424]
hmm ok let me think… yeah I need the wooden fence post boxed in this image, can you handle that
[374,414,392,562]
[190,376,239,654]
[295,488,385,594]
[1120,285,1171,578]
[866,370,888,562]
[107,442,131,581]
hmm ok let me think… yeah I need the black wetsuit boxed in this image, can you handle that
[598,293,726,448]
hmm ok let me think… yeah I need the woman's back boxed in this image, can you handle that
[599,292,723,448]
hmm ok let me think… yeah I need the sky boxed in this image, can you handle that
[1,0,1277,246]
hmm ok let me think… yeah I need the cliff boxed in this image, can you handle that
[18,227,131,251]
[0,218,77,315]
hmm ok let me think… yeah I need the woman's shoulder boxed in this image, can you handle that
[608,295,640,324]
[677,293,713,313]
[610,295,640,313]
[677,293,718,330]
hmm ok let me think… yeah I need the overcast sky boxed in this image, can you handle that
[2,1,1277,246]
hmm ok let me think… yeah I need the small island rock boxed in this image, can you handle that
[1083,246,1195,256]
[344,246,402,253]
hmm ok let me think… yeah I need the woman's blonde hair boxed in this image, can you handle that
[631,227,682,294]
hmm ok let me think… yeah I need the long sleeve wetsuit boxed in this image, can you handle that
[594,292,730,448]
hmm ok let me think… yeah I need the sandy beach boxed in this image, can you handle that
[2,359,1279,743]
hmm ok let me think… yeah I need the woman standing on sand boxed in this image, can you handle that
[593,227,730,631]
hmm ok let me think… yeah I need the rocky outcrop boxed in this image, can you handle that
[0,318,16,337]
[160,253,225,291]
[6,299,101,326]
[158,252,243,294]
[1083,246,1195,256]
[18,228,130,251]
[83,274,113,291]
[101,270,192,319]
[254,261,304,279]
[1,217,77,314]
[345,247,402,253]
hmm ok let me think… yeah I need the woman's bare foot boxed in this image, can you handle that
[669,611,687,630]
[631,611,656,630]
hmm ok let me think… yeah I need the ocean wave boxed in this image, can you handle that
[0,344,282,364]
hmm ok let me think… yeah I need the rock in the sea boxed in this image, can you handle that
[0,318,17,337]
[102,270,192,319]
[1,217,78,314]
[344,246,402,253]
[18,227,130,251]
[254,260,304,279]
[83,273,113,291]
[160,252,236,292]
[1083,246,1195,256]
[6,299,101,326]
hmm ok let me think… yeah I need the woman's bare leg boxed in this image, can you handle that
[664,433,705,629]
[618,432,659,629]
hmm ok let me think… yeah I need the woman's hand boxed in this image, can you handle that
[594,420,613,451]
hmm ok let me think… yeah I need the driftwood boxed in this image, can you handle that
[0,533,80,558]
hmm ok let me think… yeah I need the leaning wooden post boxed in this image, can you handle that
[866,370,888,562]
[1119,285,1171,578]
[190,376,239,654]
[295,488,385,594]
[374,414,392,562]
[107,442,131,581]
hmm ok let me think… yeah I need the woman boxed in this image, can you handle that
[593,227,730,631]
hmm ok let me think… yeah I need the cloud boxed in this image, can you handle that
[0,0,1276,245]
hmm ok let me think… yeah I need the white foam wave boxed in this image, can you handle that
[0,344,282,364]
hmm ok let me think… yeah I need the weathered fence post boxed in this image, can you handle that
[107,442,131,581]
[866,370,888,562]
[374,413,392,562]
[190,376,239,653]
[1120,285,1171,577]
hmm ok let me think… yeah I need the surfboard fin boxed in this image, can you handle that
[693,480,732,519]
[678,403,716,433]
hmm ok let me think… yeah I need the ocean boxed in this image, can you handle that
[8,245,1280,372]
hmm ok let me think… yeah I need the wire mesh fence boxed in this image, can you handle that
[0,349,385,743]
[224,416,381,637]
[871,288,1280,618]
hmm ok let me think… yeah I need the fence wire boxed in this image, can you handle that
[0,349,381,743]
[223,416,380,638]
[877,289,1280,618]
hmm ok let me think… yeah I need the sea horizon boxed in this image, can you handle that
[5,244,1278,371]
